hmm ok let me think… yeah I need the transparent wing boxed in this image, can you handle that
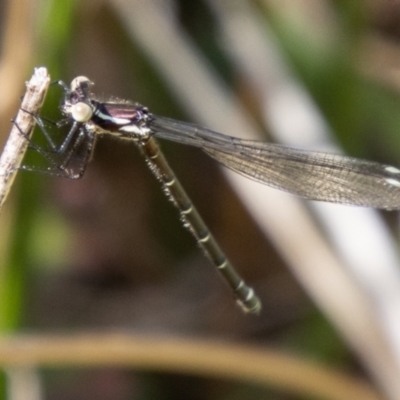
[151,115,400,210]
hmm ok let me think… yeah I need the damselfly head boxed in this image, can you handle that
[66,76,93,107]
[70,76,93,93]
[61,76,94,120]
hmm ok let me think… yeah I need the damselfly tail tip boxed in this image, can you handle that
[237,291,262,315]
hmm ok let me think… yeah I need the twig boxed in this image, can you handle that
[0,333,384,400]
[0,67,50,211]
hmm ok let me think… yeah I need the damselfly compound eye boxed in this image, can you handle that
[70,102,93,122]
[71,76,92,92]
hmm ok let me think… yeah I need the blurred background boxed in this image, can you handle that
[1,0,400,399]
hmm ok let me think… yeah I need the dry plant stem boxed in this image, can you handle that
[0,333,384,400]
[0,67,50,210]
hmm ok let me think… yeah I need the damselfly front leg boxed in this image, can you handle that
[11,109,96,179]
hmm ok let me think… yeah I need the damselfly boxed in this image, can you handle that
[15,76,400,314]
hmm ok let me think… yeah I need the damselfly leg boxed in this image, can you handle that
[12,107,95,179]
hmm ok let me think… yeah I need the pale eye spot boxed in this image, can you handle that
[71,102,93,122]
